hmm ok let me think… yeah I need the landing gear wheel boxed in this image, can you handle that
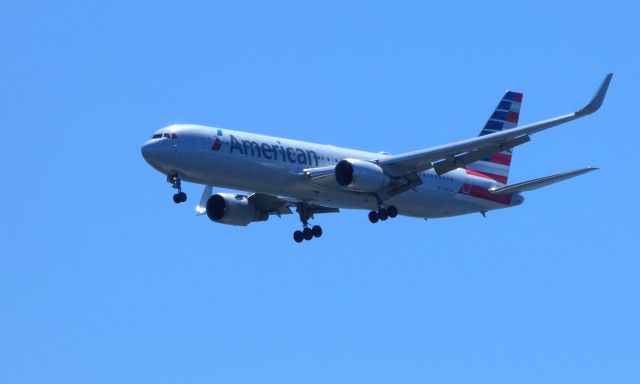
[173,192,187,204]
[387,205,398,218]
[303,227,314,241]
[168,175,187,203]
[378,208,388,221]
[368,211,379,223]
[294,203,326,242]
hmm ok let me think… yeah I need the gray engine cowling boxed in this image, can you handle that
[205,193,268,226]
[335,158,390,192]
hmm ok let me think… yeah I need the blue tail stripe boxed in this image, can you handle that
[504,91,521,101]
[491,111,509,120]
[497,100,512,110]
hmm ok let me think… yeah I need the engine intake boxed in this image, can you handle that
[206,193,268,226]
[335,158,389,192]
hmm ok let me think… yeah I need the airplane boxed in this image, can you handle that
[141,74,612,242]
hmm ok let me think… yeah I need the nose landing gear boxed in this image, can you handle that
[168,174,187,204]
[173,192,187,204]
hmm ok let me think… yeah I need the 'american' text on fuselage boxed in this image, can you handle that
[229,134,319,167]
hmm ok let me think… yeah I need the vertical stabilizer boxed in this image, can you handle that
[466,91,523,184]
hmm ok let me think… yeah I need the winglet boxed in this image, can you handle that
[576,73,613,116]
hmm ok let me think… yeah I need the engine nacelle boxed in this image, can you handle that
[335,158,390,192]
[205,193,268,226]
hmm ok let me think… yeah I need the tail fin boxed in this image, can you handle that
[466,91,523,184]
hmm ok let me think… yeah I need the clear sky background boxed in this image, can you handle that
[1,1,638,383]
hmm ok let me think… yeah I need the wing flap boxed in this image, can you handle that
[432,135,530,175]
[249,193,338,216]
[248,193,293,214]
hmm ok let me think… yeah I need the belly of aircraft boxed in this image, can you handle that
[177,152,505,219]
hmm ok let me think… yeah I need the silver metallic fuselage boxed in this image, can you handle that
[141,124,523,219]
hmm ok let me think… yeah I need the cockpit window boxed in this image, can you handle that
[151,132,177,139]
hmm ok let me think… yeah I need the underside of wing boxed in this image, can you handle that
[248,193,293,215]
[250,193,340,215]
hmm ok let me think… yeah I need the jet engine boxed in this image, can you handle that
[205,193,268,226]
[335,158,390,192]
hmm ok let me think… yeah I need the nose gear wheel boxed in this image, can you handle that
[168,174,187,204]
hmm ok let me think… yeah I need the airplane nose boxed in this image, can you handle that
[141,138,178,170]
[141,140,162,165]
[141,141,154,160]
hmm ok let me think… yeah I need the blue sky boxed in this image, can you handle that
[1,1,639,383]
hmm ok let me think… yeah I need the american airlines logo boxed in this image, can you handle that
[225,134,320,167]
[211,136,222,151]
[211,129,223,151]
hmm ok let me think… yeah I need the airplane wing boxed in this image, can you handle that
[376,73,612,175]
[248,193,293,215]
[248,194,339,215]
[195,185,336,217]
[302,74,611,199]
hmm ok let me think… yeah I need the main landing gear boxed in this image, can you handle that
[368,205,398,223]
[293,225,323,243]
[168,174,187,204]
[293,204,323,243]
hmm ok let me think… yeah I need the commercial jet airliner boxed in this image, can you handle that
[142,74,612,242]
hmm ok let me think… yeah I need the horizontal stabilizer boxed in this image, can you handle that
[489,166,598,195]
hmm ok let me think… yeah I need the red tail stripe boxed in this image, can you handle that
[490,153,512,166]
[466,169,508,184]
[506,111,519,123]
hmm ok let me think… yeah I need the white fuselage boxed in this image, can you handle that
[141,124,523,218]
